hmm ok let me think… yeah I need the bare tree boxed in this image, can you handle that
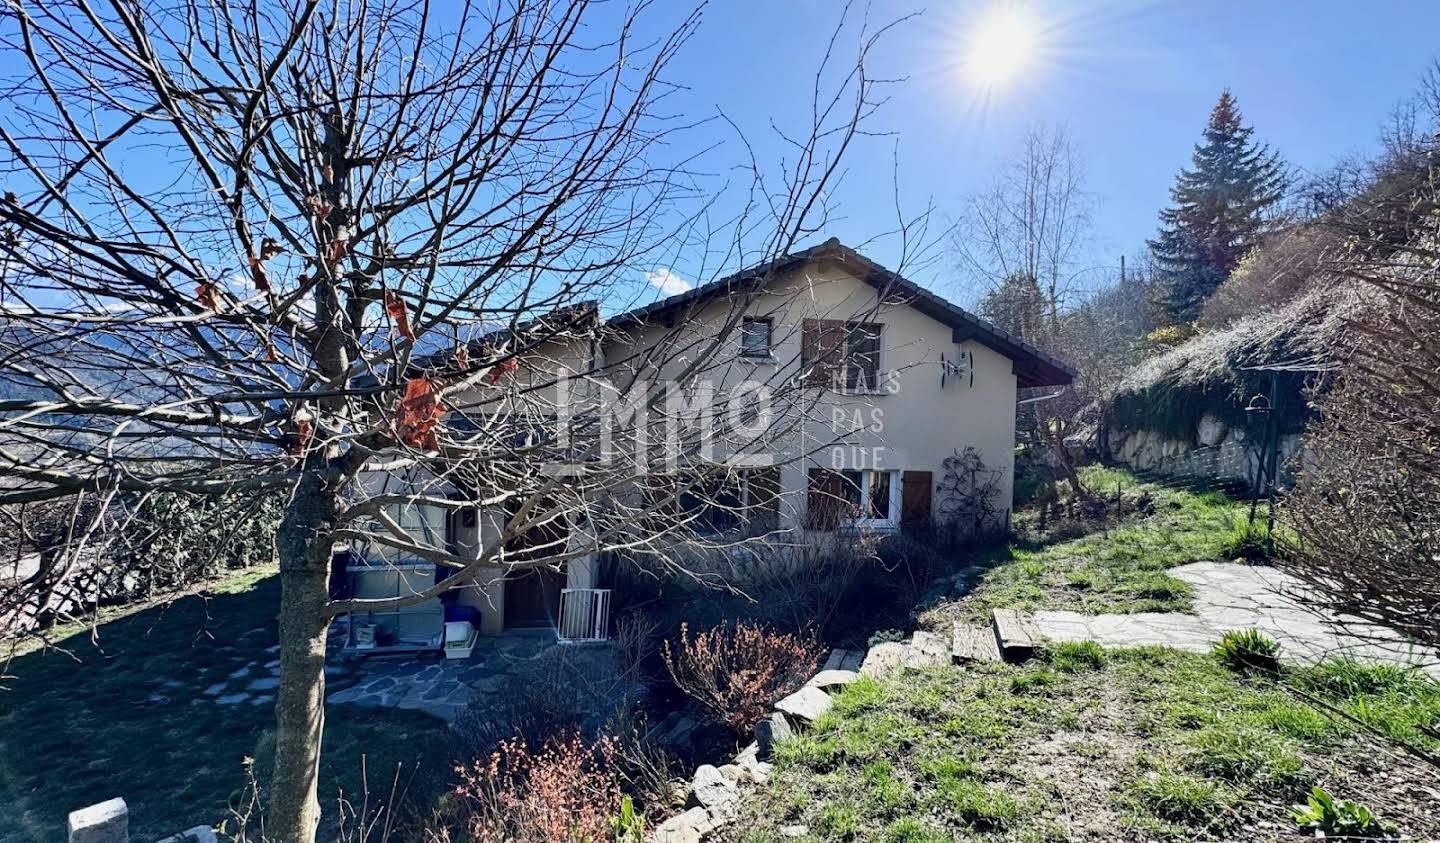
[952,124,1093,320]
[0,1,903,839]
[952,125,1095,495]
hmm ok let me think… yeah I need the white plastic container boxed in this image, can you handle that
[443,621,477,659]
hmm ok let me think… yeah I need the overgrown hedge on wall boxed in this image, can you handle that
[1105,284,1357,444]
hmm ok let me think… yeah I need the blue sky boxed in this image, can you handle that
[639,0,1440,298]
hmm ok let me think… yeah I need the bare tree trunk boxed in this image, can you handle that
[269,476,338,843]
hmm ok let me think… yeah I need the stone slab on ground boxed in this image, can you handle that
[806,669,859,690]
[838,649,864,671]
[902,630,949,670]
[1023,561,1439,675]
[859,641,907,678]
[775,686,833,724]
[951,623,1001,663]
[992,608,1042,662]
[68,798,127,843]
[821,649,846,671]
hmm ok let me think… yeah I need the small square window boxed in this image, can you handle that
[740,318,773,358]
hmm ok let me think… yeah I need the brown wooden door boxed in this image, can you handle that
[502,498,567,628]
[504,566,564,628]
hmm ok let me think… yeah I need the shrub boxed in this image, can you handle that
[1123,771,1234,824]
[1281,168,1440,650]
[1213,629,1280,674]
[1291,657,1430,699]
[1291,787,1397,839]
[450,731,625,843]
[662,621,822,733]
[1219,519,1271,562]
[867,628,907,646]
[1185,725,1308,788]
[1046,640,1108,672]
[941,777,1019,830]
[453,646,633,756]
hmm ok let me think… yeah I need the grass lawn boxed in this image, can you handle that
[926,466,1252,624]
[0,569,456,842]
[727,647,1440,842]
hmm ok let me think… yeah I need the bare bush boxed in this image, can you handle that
[445,732,623,843]
[1282,152,1440,649]
[661,622,821,733]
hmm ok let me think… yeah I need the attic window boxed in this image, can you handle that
[740,318,773,358]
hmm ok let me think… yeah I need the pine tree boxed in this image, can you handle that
[1149,90,1286,323]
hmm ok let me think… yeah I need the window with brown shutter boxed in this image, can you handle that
[805,468,845,530]
[746,466,781,531]
[801,319,845,386]
[901,470,933,528]
[844,322,882,391]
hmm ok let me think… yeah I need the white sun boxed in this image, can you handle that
[964,5,1039,90]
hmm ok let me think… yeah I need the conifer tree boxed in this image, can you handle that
[1149,90,1287,322]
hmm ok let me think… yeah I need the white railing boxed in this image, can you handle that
[557,588,611,642]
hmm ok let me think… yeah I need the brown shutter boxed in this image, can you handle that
[746,466,781,531]
[901,470,933,528]
[806,468,844,530]
[801,319,845,387]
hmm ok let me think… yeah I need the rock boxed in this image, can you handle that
[68,798,128,843]
[755,712,792,758]
[733,743,774,784]
[653,807,713,843]
[780,825,810,838]
[805,669,859,690]
[691,764,738,811]
[154,827,218,843]
[718,763,747,783]
[859,641,907,678]
[1197,413,1227,447]
[775,686,832,724]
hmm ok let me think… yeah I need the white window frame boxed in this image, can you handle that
[840,468,901,530]
[364,502,445,565]
[740,317,774,359]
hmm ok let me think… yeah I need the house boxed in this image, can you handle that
[341,239,1073,649]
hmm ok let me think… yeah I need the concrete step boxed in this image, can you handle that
[951,622,1001,664]
[991,608,1041,663]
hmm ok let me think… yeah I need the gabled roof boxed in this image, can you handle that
[608,238,1075,389]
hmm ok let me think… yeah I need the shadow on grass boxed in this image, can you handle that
[0,570,455,842]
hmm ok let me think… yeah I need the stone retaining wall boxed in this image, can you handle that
[1108,412,1302,489]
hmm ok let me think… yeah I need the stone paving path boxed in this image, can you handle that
[195,627,579,721]
[325,631,565,720]
[1032,561,1439,675]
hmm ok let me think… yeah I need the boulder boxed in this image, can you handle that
[805,669,859,690]
[690,764,738,811]
[774,686,832,724]
[755,711,792,758]
[1196,413,1227,448]
[653,807,714,843]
